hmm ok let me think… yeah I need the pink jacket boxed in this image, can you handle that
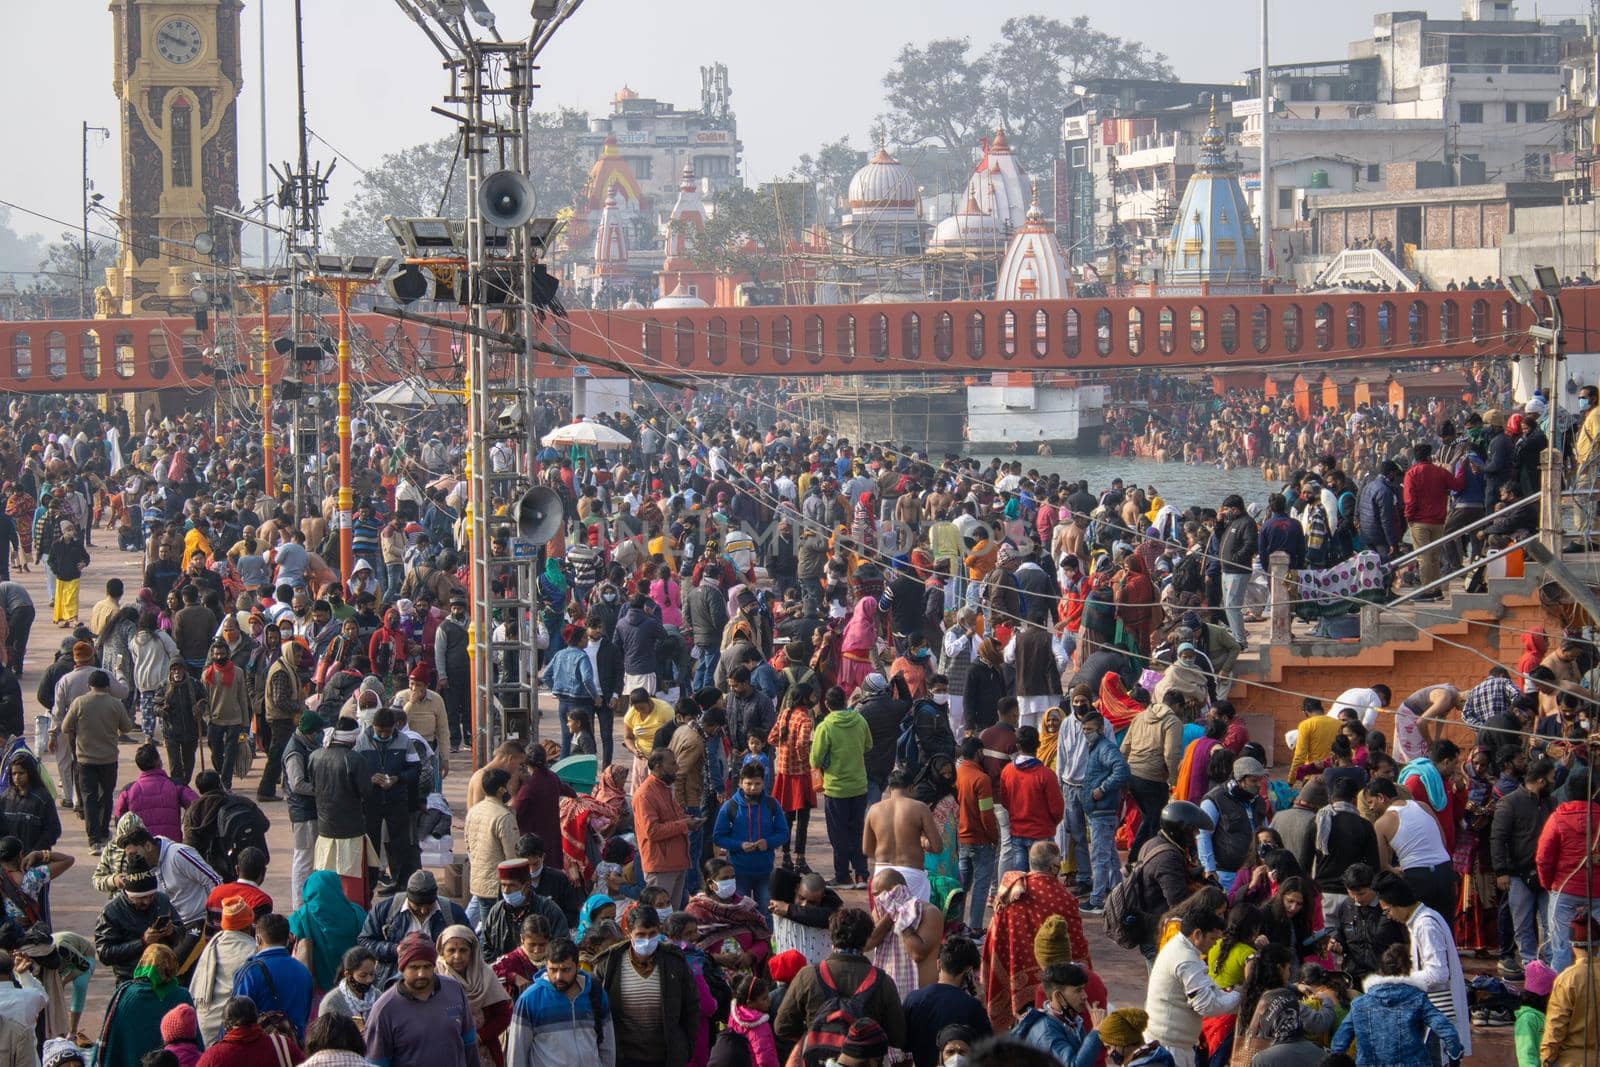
[113,770,198,842]
[166,1041,203,1067]
[729,1003,778,1067]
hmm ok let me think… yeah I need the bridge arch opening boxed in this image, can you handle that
[869,313,889,363]
[1251,305,1269,353]
[740,315,761,366]
[934,313,953,361]
[1001,310,1018,358]
[1220,305,1239,354]
[1064,309,1080,357]
[1345,302,1365,350]
[1313,302,1333,351]
[80,330,100,380]
[1439,299,1459,345]
[11,333,31,381]
[673,318,695,366]
[1031,309,1048,358]
[774,316,793,365]
[1378,301,1396,347]
[708,316,728,366]
[965,311,985,360]
[1470,299,1488,345]
[902,313,920,361]
[1158,306,1175,355]
[1095,308,1113,357]
[1282,305,1301,352]
[1128,307,1145,356]
[119,331,142,379]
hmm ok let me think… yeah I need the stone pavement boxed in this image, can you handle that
[28,540,1512,1060]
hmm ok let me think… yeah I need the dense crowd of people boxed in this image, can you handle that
[0,375,1592,1067]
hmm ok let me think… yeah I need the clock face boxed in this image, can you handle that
[155,18,203,65]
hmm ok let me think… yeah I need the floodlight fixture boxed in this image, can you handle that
[1535,266,1561,296]
[384,216,457,255]
[531,0,561,15]
[465,0,496,30]
[1506,275,1534,307]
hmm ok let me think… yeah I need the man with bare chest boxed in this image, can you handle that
[862,768,944,902]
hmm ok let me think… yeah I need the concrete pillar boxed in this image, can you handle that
[1268,551,1292,645]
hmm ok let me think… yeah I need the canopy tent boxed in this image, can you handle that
[364,380,461,418]
[540,420,632,448]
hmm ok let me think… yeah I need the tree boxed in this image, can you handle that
[878,18,1175,175]
[790,136,865,218]
[680,185,788,282]
[984,16,1174,172]
[878,38,991,155]
[0,207,44,278]
[35,231,118,293]
[327,108,591,256]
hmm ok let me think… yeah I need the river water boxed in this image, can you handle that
[967,453,1272,512]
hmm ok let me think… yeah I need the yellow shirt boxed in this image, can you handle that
[623,697,674,754]
[1208,938,1256,988]
[1289,714,1343,778]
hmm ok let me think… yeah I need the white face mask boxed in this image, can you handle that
[944,1056,967,1067]
[631,934,661,957]
[931,693,949,706]
[714,878,737,899]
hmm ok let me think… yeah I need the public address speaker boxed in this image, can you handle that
[478,170,536,230]
[511,486,563,544]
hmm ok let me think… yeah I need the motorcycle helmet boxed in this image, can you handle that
[1159,800,1214,840]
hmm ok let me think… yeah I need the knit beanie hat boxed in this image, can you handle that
[124,861,157,897]
[1098,1008,1149,1047]
[1524,960,1558,997]
[220,896,253,932]
[1034,914,1075,966]
[841,1019,888,1060]
[42,1039,84,1067]
[766,949,807,985]
[160,1003,199,1043]
[397,931,437,970]
[298,711,322,734]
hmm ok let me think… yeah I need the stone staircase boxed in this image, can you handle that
[1231,569,1548,747]
[1313,247,1419,292]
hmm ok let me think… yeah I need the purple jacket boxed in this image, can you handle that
[113,770,198,841]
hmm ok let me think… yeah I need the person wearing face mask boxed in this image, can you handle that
[712,762,789,915]
[517,832,581,929]
[483,858,569,960]
[1012,962,1102,1067]
[1055,687,1096,899]
[685,856,775,972]
[315,945,380,1031]
[592,907,700,1067]
[901,937,991,1067]
[200,640,249,791]
[504,936,615,1067]
[1197,757,1270,895]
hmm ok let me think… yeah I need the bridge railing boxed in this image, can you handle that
[0,286,1577,391]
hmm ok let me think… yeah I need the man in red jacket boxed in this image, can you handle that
[1536,765,1600,969]
[998,725,1065,876]
[1402,442,1460,594]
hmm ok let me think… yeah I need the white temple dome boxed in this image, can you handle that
[848,146,918,211]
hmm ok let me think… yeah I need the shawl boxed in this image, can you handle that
[558,793,615,885]
[1038,713,1063,771]
[840,598,879,655]
[1174,737,1221,804]
[1397,758,1448,812]
[576,893,617,939]
[592,763,630,814]
[190,928,257,1039]
[981,870,1090,1031]
[436,924,509,1023]
[96,978,194,1067]
[543,557,568,594]
[288,870,367,991]
[685,890,771,950]
[1096,672,1143,732]
[202,658,236,687]
[1314,801,1361,856]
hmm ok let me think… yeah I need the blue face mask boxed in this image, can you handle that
[502,890,526,907]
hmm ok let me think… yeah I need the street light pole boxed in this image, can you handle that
[81,122,110,317]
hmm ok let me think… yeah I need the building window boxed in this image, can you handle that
[1278,188,1294,209]
[170,100,194,188]
[1525,102,1549,123]
[697,155,731,178]
[1070,145,1087,167]
[1460,102,1483,124]
[1505,102,1518,123]
[1367,164,1381,182]
[622,156,652,180]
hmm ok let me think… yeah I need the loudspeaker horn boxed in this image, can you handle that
[478,170,537,230]
[511,486,563,544]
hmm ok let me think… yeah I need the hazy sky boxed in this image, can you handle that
[3,0,1463,246]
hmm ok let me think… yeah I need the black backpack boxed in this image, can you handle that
[211,793,271,880]
[1102,839,1179,949]
[800,960,881,1067]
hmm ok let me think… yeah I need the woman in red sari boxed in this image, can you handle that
[1114,554,1157,654]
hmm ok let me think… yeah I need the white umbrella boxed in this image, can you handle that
[365,380,460,418]
[541,420,632,448]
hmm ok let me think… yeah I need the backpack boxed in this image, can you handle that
[1171,552,1203,596]
[896,699,953,773]
[1102,839,1178,949]
[800,960,881,1067]
[211,794,271,880]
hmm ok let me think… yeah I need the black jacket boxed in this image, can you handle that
[593,940,701,1067]
[0,666,22,738]
[1203,784,1267,875]
[885,575,924,638]
[858,692,910,785]
[309,743,369,839]
[1311,809,1380,894]
[1491,785,1554,878]
[961,660,1007,734]
[93,891,196,981]
[480,893,569,961]
[1218,515,1259,575]
[1327,895,1406,982]
[532,865,582,928]
[357,894,471,980]
[282,729,320,825]
[0,757,59,852]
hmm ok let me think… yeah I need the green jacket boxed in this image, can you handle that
[1515,1005,1544,1067]
[809,707,871,799]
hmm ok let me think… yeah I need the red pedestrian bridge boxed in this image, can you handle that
[0,287,1585,394]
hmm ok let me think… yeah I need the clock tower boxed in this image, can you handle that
[106,0,242,317]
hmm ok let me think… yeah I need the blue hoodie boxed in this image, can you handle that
[712,786,789,878]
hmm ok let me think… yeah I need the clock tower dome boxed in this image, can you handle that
[106,0,242,317]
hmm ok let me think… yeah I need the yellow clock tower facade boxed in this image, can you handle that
[105,0,242,317]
